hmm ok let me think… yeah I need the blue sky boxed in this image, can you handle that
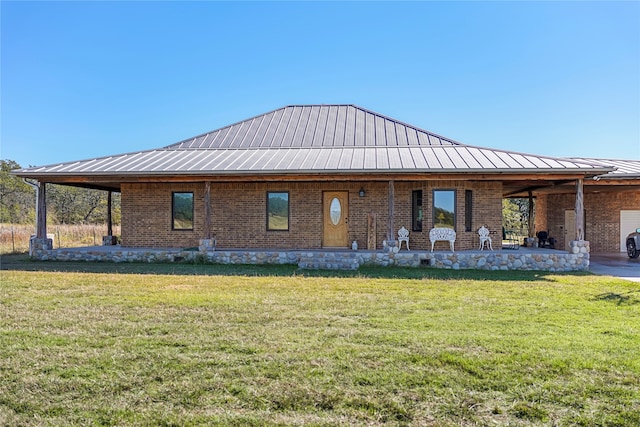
[2,1,639,167]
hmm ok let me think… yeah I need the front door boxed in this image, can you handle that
[565,209,588,250]
[564,210,576,250]
[323,191,349,247]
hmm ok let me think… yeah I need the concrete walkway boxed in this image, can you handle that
[590,253,640,283]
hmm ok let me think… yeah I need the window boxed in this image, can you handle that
[172,192,194,230]
[412,190,423,231]
[465,190,472,232]
[267,192,289,230]
[433,189,456,229]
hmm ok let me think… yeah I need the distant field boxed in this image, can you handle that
[268,214,288,230]
[0,223,121,254]
[1,265,638,426]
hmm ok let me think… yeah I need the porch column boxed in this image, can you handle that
[575,178,584,240]
[107,191,113,237]
[528,191,534,238]
[204,181,212,239]
[388,180,395,241]
[36,182,47,239]
[199,181,216,253]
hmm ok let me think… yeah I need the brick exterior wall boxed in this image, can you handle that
[391,181,503,251]
[121,183,206,248]
[534,193,548,233]
[534,189,640,253]
[121,180,504,251]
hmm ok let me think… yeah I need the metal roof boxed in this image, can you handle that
[165,105,459,149]
[567,158,640,179]
[14,105,615,178]
[18,146,615,176]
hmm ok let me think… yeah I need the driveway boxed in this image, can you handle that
[590,253,640,283]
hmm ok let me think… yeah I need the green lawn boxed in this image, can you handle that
[1,260,639,426]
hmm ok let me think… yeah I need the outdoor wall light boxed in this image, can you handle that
[359,187,365,197]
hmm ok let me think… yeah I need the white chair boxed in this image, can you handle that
[478,225,493,251]
[398,226,410,251]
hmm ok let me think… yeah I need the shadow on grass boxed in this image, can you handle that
[0,252,592,282]
[593,290,640,306]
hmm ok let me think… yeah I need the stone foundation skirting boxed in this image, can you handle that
[28,240,590,272]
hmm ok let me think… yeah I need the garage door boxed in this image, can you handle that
[621,210,640,253]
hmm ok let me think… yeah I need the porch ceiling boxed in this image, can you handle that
[504,179,640,197]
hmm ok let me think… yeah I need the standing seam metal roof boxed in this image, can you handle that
[14,105,617,176]
[567,158,640,178]
[165,105,460,150]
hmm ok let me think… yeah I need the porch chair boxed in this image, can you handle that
[398,226,410,251]
[478,225,493,251]
[536,230,549,248]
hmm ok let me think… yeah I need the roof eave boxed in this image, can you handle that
[12,167,614,179]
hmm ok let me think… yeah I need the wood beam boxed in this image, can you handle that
[21,172,602,185]
[502,179,577,197]
[388,180,395,241]
[367,213,377,250]
[107,191,113,236]
[528,191,535,237]
[575,179,584,240]
[204,181,212,239]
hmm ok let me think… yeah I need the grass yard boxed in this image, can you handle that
[1,260,639,426]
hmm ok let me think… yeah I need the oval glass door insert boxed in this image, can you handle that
[330,198,342,225]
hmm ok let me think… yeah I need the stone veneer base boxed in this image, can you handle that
[28,240,590,272]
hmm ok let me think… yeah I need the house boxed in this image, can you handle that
[15,104,625,256]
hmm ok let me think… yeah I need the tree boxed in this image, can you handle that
[1,158,121,225]
[0,160,35,223]
[502,198,530,235]
[47,185,121,225]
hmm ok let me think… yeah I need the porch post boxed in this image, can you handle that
[575,178,584,241]
[36,182,47,239]
[528,191,534,238]
[204,181,212,240]
[388,180,395,241]
[107,191,113,237]
[198,181,216,253]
